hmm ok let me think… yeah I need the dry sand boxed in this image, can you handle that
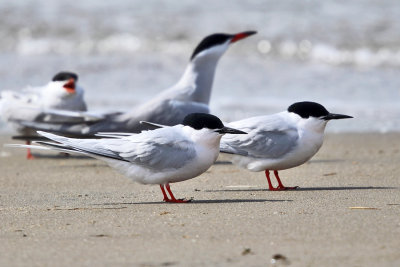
[0,133,399,266]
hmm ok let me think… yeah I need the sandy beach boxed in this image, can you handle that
[0,133,399,266]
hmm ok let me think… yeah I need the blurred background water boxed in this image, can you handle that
[0,0,399,133]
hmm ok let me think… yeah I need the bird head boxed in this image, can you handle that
[183,113,247,136]
[287,101,353,132]
[189,31,257,62]
[51,71,79,95]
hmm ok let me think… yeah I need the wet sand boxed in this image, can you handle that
[0,133,399,266]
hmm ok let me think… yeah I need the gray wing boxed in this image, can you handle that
[38,108,104,121]
[113,141,196,170]
[16,110,124,136]
[161,100,210,123]
[14,99,209,136]
[39,129,196,170]
[220,116,299,159]
[18,120,96,136]
[122,99,210,131]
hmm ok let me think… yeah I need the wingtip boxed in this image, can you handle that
[140,121,166,129]
[4,143,52,150]
[37,130,47,136]
[36,130,58,140]
[4,143,20,148]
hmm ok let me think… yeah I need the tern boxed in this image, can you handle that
[7,113,246,202]
[220,101,353,190]
[0,71,87,159]
[17,31,257,136]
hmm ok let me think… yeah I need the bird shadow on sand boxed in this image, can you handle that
[93,198,292,205]
[206,186,397,192]
[309,159,346,164]
[294,186,398,191]
[214,161,232,165]
[187,199,292,204]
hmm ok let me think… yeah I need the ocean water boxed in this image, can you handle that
[0,0,399,133]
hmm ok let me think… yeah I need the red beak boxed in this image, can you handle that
[230,31,257,43]
[63,78,76,93]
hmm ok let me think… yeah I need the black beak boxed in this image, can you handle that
[322,113,353,120]
[216,126,247,135]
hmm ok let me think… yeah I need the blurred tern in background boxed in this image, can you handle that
[220,101,353,190]
[7,113,246,203]
[18,31,257,136]
[0,71,87,159]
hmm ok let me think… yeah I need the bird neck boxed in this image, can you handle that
[175,55,220,104]
[184,126,221,147]
[300,118,328,134]
[296,118,327,153]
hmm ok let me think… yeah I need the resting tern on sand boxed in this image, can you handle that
[18,31,257,136]
[220,101,353,190]
[7,113,246,203]
[0,71,87,159]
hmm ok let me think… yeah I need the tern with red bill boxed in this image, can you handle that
[0,71,87,159]
[220,102,353,190]
[7,113,246,203]
[18,31,257,136]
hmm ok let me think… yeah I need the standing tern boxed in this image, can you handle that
[0,71,87,159]
[18,31,257,136]
[7,113,246,203]
[220,101,353,190]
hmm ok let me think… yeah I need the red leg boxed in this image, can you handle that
[273,170,298,190]
[26,141,34,160]
[265,170,276,190]
[159,185,170,202]
[164,183,191,203]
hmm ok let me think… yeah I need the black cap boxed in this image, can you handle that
[288,101,329,119]
[183,113,224,130]
[52,71,78,82]
[190,31,256,60]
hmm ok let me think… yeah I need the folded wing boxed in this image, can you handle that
[221,114,299,159]
[38,129,196,171]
